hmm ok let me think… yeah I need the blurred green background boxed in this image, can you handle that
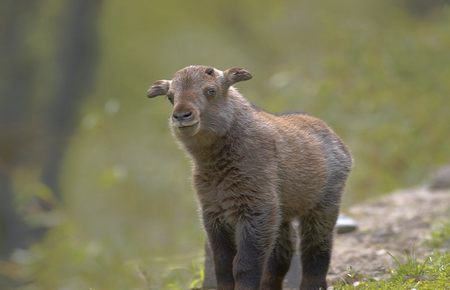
[1,0,449,289]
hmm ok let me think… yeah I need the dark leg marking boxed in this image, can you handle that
[260,222,294,290]
[203,212,236,290]
[299,208,338,290]
[233,214,279,290]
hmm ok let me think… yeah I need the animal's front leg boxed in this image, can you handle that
[202,211,236,290]
[233,206,280,290]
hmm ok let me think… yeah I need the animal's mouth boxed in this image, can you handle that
[172,120,200,137]
[174,121,199,128]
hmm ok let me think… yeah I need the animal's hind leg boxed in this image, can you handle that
[299,206,339,290]
[260,222,294,290]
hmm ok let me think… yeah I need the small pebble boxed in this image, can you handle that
[336,214,358,234]
[376,249,387,256]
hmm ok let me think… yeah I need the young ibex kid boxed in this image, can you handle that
[147,65,352,290]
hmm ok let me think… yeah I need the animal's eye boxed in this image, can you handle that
[204,88,216,98]
[167,94,174,105]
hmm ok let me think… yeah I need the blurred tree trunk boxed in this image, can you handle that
[0,0,39,259]
[42,0,102,198]
[0,0,102,260]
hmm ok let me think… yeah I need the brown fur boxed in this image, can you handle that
[147,65,352,290]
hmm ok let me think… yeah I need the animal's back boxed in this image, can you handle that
[255,110,352,218]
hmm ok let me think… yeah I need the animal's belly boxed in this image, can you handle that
[277,175,324,218]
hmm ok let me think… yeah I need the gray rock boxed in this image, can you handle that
[336,214,358,234]
[429,165,450,191]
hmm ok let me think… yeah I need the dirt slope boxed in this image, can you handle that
[328,187,450,284]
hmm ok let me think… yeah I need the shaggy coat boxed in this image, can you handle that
[148,65,352,290]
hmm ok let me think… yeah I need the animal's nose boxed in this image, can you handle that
[172,111,193,122]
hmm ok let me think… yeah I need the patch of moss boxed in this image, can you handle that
[425,220,450,249]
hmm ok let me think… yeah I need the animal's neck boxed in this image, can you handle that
[182,116,239,165]
[181,91,254,165]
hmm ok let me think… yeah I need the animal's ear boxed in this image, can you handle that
[147,80,171,98]
[223,67,252,86]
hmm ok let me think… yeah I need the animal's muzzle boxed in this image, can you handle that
[172,111,193,123]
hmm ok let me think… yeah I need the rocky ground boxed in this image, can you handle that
[328,186,450,285]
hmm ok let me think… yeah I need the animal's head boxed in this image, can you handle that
[147,65,252,137]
